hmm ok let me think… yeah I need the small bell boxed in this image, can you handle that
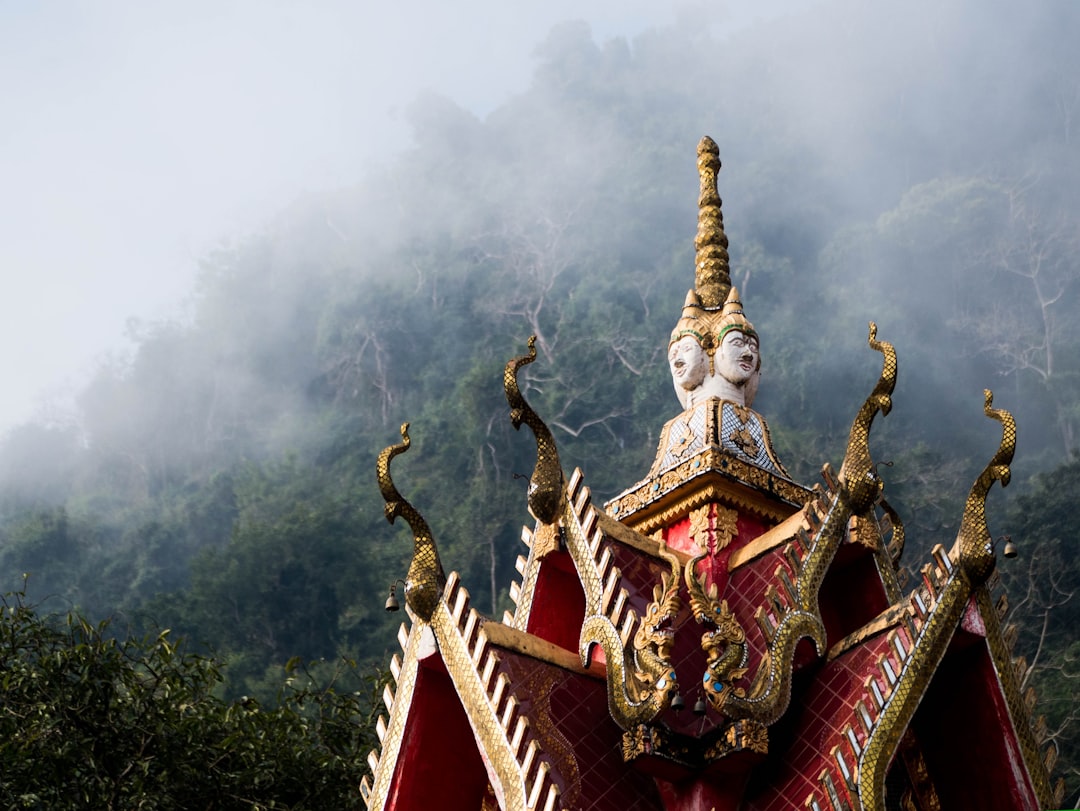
[671,694,685,712]
[693,697,708,716]
[1003,536,1018,558]
[384,584,401,612]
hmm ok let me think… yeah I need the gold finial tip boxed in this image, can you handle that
[693,135,730,308]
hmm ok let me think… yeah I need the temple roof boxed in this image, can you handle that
[360,138,1063,811]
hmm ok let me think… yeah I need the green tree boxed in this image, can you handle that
[0,589,379,810]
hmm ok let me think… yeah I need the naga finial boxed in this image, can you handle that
[838,323,898,515]
[694,136,732,309]
[956,390,1016,586]
[504,336,565,525]
[377,422,446,621]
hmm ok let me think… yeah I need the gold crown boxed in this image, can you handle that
[715,286,756,343]
[669,289,719,351]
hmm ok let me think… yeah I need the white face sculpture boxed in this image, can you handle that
[671,328,761,408]
[668,335,708,407]
[715,330,759,388]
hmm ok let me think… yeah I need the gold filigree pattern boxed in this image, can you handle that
[609,448,808,528]
[613,477,801,537]
[714,504,739,551]
[728,425,759,458]
[513,666,582,808]
[702,719,769,761]
[688,505,710,554]
[377,423,446,621]
[505,336,565,525]
[530,522,561,560]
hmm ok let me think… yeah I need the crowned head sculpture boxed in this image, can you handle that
[668,138,761,409]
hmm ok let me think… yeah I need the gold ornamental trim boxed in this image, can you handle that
[559,470,683,730]
[975,587,1059,808]
[594,510,693,566]
[481,619,601,680]
[728,507,810,571]
[430,598,531,811]
[362,623,422,810]
[855,565,972,811]
[609,463,806,537]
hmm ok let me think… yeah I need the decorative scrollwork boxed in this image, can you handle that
[581,544,682,729]
[377,422,446,621]
[504,336,565,525]
[956,390,1016,586]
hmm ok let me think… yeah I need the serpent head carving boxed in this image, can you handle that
[838,322,897,515]
[581,543,683,729]
[956,390,1015,586]
[685,555,749,709]
[504,336,565,525]
[377,422,447,621]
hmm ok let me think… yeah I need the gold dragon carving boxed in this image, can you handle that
[707,323,897,723]
[377,422,447,622]
[581,544,683,729]
[685,555,749,704]
[504,336,565,525]
[856,390,1016,811]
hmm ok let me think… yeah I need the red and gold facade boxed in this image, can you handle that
[360,139,1063,811]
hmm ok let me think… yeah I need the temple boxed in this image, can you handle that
[359,137,1064,811]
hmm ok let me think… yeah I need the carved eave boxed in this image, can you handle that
[789,543,1060,811]
[607,445,808,536]
[363,572,620,811]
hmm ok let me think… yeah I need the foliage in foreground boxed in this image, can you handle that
[0,590,379,810]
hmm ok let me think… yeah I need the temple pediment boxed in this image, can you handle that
[361,138,1063,810]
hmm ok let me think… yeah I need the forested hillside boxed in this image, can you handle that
[2,0,1079,801]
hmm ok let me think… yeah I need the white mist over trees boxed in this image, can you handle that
[2,0,1080,801]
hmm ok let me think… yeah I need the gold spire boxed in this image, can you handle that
[694,136,731,309]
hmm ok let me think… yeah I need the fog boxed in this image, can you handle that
[2,2,1077,772]
[0,1,814,434]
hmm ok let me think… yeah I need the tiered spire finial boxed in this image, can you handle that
[694,136,731,309]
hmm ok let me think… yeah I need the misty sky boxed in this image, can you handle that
[0,1,816,435]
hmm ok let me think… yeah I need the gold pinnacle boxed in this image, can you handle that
[694,136,731,309]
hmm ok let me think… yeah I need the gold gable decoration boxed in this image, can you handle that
[362,137,1059,811]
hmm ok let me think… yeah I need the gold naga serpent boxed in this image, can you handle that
[707,323,897,723]
[377,422,446,622]
[503,336,565,525]
[504,336,684,728]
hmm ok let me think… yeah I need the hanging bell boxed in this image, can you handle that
[1003,536,1018,558]
[693,697,708,716]
[384,584,401,612]
[671,693,685,712]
